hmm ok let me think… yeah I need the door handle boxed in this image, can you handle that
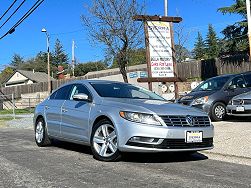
[62,108,68,112]
[45,106,50,110]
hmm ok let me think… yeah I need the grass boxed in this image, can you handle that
[0,108,34,115]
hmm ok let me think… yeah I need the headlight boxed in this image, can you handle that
[119,111,162,126]
[192,96,209,105]
[228,100,233,105]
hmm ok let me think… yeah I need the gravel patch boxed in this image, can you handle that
[6,114,33,129]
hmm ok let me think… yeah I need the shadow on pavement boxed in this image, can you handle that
[121,152,208,163]
[51,140,208,163]
[51,140,92,155]
[224,116,251,122]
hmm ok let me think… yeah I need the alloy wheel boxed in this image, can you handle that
[93,124,117,157]
[35,121,44,144]
[214,105,225,119]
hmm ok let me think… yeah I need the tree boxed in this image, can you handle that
[52,39,69,67]
[175,44,191,62]
[174,22,191,62]
[81,0,144,83]
[193,32,206,60]
[0,67,14,84]
[17,52,49,72]
[11,54,24,69]
[218,0,248,54]
[74,61,107,77]
[111,48,146,68]
[205,24,220,59]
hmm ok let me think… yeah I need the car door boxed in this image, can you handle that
[44,85,72,137]
[60,84,92,142]
[225,75,249,101]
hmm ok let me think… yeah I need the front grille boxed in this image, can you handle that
[127,138,213,149]
[160,115,210,127]
[232,99,251,105]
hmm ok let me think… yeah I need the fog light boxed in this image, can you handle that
[128,136,161,145]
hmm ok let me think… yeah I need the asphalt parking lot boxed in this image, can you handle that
[0,116,250,188]
[202,118,251,166]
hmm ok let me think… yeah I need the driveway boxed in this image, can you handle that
[0,127,250,188]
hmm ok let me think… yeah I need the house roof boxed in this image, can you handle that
[5,70,55,84]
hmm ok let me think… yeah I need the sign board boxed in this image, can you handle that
[139,71,148,78]
[129,72,138,78]
[147,21,174,78]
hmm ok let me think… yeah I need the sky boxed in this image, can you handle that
[0,0,241,70]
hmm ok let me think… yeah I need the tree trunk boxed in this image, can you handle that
[118,58,128,83]
[117,43,129,83]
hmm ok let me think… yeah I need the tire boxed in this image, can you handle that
[90,119,121,162]
[35,117,51,147]
[210,102,226,121]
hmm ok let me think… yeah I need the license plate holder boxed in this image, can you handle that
[236,106,245,112]
[186,131,203,143]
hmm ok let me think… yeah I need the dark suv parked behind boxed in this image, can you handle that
[177,72,251,121]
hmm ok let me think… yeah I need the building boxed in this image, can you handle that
[4,70,55,87]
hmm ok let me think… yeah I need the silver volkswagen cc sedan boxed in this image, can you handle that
[34,80,214,161]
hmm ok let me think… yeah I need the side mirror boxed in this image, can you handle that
[228,85,237,90]
[72,93,91,102]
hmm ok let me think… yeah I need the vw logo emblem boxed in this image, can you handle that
[240,100,245,105]
[186,115,194,126]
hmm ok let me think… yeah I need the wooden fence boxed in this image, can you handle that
[177,56,251,79]
[1,56,251,99]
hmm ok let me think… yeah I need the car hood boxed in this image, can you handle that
[179,90,216,101]
[232,91,251,100]
[101,98,207,116]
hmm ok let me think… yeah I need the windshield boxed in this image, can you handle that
[193,76,231,91]
[91,82,165,100]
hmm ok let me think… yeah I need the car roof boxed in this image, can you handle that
[209,71,251,79]
[208,74,234,80]
[61,79,128,87]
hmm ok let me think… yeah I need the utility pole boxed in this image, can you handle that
[246,0,251,61]
[72,40,75,77]
[41,28,51,93]
[164,0,168,16]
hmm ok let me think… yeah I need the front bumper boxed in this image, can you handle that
[116,119,214,152]
[227,105,251,116]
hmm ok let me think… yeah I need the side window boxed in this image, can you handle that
[244,74,251,87]
[229,76,246,88]
[49,90,57,100]
[70,84,91,100]
[54,85,73,100]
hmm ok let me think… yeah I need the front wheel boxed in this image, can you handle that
[90,119,121,162]
[210,102,226,121]
[35,118,51,147]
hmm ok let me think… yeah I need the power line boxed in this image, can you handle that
[0,0,18,21]
[12,0,44,29]
[0,0,44,40]
[0,0,26,29]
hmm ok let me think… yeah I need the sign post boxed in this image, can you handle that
[133,15,184,98]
